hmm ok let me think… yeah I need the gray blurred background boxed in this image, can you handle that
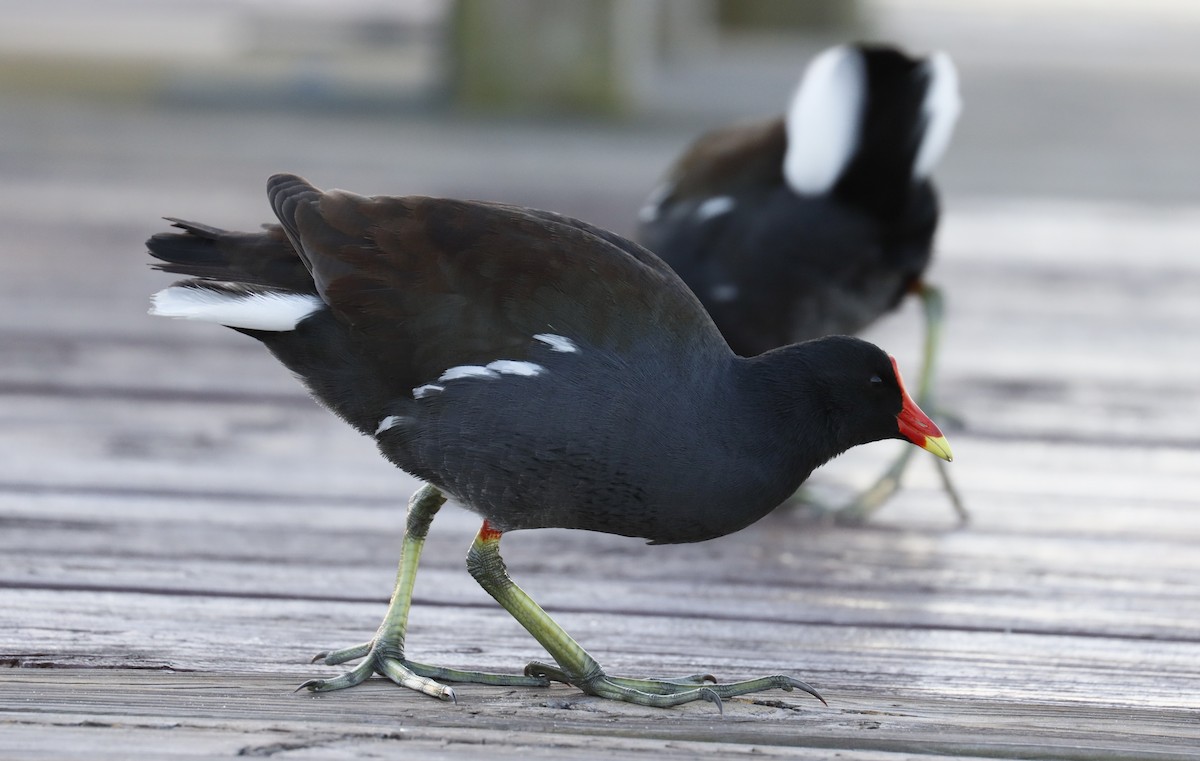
[2,0,1198,470]
[3,0,1197,215]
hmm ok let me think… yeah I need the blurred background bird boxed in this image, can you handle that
[637,42,964,523]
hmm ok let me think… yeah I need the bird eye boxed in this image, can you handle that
[869,374,883,385]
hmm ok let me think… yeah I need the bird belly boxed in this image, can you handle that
[374,364,784,544]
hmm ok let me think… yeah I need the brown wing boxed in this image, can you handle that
[660,117,787,202]
[265,174,725,384]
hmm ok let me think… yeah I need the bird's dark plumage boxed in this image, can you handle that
[148,173,950,707]
[635,44,966,523]
[637,43,960,357]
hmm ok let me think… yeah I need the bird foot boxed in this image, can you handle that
[830,466,906,526]
[300,640,550,701]
[523,661,824,713]
[790,437,967,526]
[788,479,901,526]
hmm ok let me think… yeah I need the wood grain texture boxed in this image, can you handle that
[3,92,1200,758]
[2,671,1199,760]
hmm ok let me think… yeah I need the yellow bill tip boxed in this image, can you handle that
[922,434,953,462]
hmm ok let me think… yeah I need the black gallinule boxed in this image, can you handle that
[149,174,952,709]
[637,43,963,523]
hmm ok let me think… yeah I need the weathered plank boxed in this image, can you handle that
[3,71,1200,759]
[4,475,1200,641]
[2,671,1198,760]
[6,583,1200,705]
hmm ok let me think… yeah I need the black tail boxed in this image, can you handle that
[148,216,396,437]
[833,45,959,221]
[147,218,316,294]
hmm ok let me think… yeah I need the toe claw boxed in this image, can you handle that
[788,677,827,706]
[700,687,723,716]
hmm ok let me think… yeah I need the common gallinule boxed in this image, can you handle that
[638,43,963,523]
[149,174,951,709]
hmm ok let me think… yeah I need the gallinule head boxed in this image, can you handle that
[149,173,951,710]
[638,43,963,522]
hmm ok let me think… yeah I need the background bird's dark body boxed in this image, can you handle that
[642,161,938,355]
[638,44,951,358]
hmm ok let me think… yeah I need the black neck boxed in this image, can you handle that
[729,345,854,502]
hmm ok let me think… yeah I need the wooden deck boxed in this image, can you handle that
[2,90,1200,758]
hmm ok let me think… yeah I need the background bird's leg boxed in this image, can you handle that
[915,283,968,523]
[466,522,822,710]
[302,484,546,701]
[834,281,967,525]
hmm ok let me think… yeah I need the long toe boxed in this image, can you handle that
[313,642,372,666]
[573,671,825,710]
[406,660,550,687]
[582,675,725,710]
[595,674,719,695]
[299,657,375,692]
[704,674,826,705]
[378,657,457,701]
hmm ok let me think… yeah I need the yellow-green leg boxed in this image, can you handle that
[465,522,825,712]
[834,282,967,525]
[300,484,549,701]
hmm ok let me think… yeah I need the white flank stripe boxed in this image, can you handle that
[412,384,445,399]
[438,365,500,382]
[418,360,544,397]
[696,196,736,221]
[533,333,579,353]
[375,415,408,435]
[912,51,962,180]
[783,45,865,196]
[150,286,322,331]
[486,360,544,377]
